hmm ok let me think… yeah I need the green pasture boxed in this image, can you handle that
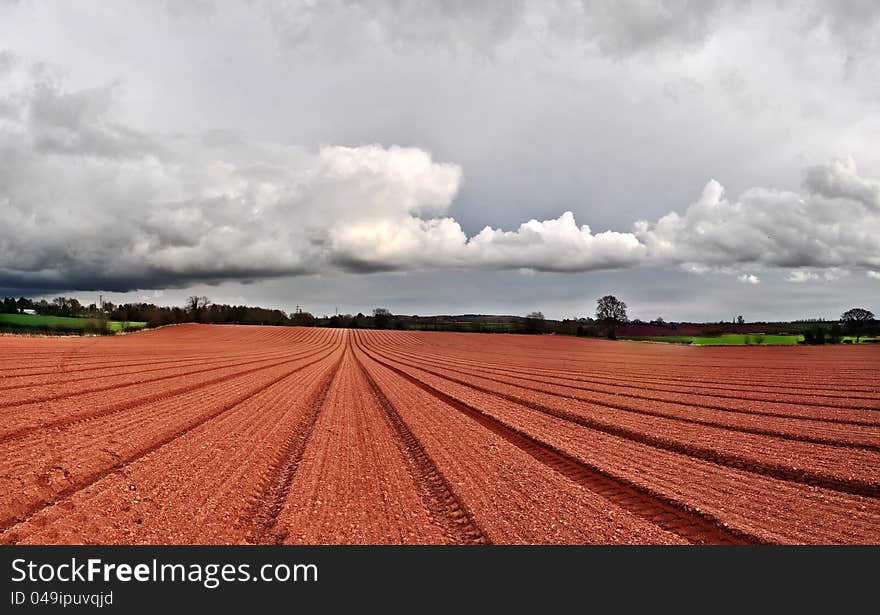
[0,313,147,332]
[622,333,802,345]
[623,333,879,345]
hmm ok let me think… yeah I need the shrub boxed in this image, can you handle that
[83,319,111,335]
[828,324,842,344]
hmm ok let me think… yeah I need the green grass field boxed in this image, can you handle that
[623,333,879,345]
[0,313,147,333]
[622,333,803,345]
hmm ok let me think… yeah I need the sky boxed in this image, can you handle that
[1,0,878,321]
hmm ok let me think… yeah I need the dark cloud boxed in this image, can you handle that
[261,0,738,59]
[0,2,878,316]
[27,80,155,158]
[1,58,878,294]
[262,0,527,57]
[547,0,736,57]
[804,0,880,69]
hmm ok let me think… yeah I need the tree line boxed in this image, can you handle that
[2,293,876,340]
[0,295,295,328]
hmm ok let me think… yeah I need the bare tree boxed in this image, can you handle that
[841,307,875,342]
[186,296,211,323]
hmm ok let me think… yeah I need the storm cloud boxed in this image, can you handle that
[2,59,878,291]
[0,1,878,316]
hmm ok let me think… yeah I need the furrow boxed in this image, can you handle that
[0,346,320,409]
[359,343,756,544]
[369,348,880,447]
[0,345,337,444]
[367,346,880,497]
[247,349,346,545]
[0,352,335,538]
[353,347,489,545]
[370,338,880,416]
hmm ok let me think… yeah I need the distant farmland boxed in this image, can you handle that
[622,333,803,345]
[0,313,147,333]
[621,333,879,345]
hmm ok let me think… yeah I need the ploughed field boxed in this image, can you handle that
[1,325,878,544]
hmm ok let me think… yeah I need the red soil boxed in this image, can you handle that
[0,325,878,544]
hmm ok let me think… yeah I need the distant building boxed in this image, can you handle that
[22,309,37,315]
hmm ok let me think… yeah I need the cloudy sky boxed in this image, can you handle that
[1,0,878,320]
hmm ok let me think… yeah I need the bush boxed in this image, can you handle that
[828,324,842,344]
[83,319,111,335]
[576,325,599,337]
[802,326,828,345]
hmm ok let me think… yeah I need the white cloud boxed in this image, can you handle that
[803,157,880,211]
[787,270,819,283]
[461,213,647,272]
[634,168,880,271]
[786,268,850,283]
[2,58,880,292]
[868,271,880,280]
[821,268,850,281]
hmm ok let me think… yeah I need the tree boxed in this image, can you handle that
[348,312,367,329]
[736,315,745,325]
[524,311,545,334]
[186,296,211,323]
[828,323,842,344]
[16,297,31,313]
[290,311,316,326]
[841,307,875,342]
[373,308,392,329]
[596,295,628,339]
[596,296,628,322]
[49,296,83,317]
